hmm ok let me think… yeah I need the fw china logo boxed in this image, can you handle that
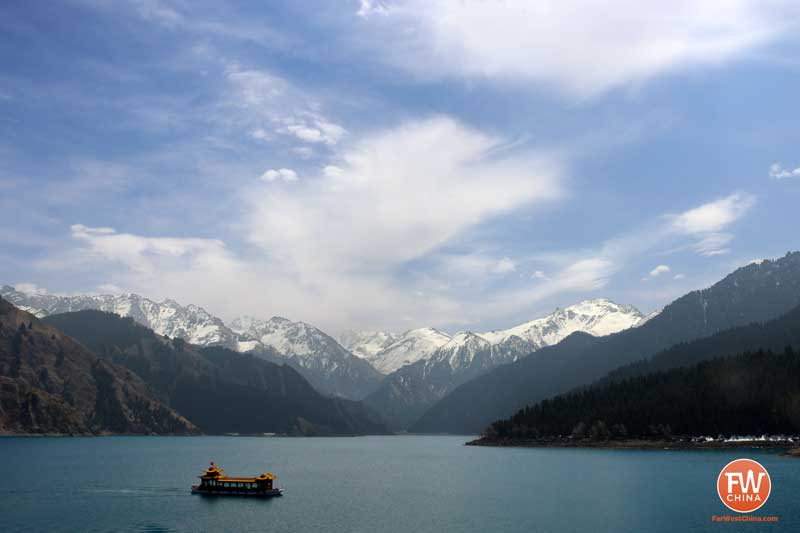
[716,458,771,513]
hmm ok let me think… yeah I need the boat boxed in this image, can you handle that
[191,462,284,497]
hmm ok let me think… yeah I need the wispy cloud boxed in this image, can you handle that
[692,233,734,257]
[670,193,756,234]
[667,193,755,257]
[225,64,346,150]
[769,162,800,179]
[247,116,563,274]
[70,224,229,276]
[357,0,795,97]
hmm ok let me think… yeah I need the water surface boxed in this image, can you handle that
[1,436,798,532]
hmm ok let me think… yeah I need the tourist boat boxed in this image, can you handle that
[191,462,284,497]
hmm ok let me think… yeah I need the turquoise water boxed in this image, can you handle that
[1,436,798,532]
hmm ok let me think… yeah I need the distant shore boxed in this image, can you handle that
[466,436,800,454]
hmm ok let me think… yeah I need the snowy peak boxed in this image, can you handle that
[342,326,451,374]
[0,286,237,346]
[339,330,396,359]
[229,314,383,399]
[230,315,345,359]
[479,298,645,348]
[348,298,643,375]
[435,332,491,369]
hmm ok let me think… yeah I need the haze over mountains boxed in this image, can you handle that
[1,286,382,401]
[1,286,645,407]
[4,251,800,437]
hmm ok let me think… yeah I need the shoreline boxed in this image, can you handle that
[0,431,391,438]
[466,436,800,453]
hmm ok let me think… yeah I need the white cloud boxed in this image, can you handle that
[52,185,759,333]
[491,257,516,275]
[70,224,229,276]
[532,270,549,280]
[359,0,793,97]
[283,116,346,145]
[323,165,344,178]
[673,273,686,280]
[666,193,755,257]
[13,282,47,295]
[649,264,671,277]
[53,116,562,332]
[226,65,346,147]
[670,193,756,234]
[358,0,388,18]
[247,116,562,273]
[261,168,298,183]
[769,162,800,179]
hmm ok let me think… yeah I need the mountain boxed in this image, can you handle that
[0,297,196,435]
[339,330,396,360]
[483,301,800,442]
[364,298,645,429]
[478,299,646,346]
[43,310,388,435]
[0,286,238,347]
[483,346,800,442]
[230,316,384,400]
[602,302,800,384]
[1,286,383,401]
[412,251,800,434]
[341,327,452,374]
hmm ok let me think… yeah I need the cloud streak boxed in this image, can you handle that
[358,0,795,97]
[770,162,800,179]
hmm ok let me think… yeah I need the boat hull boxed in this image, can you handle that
[191,485,283,498]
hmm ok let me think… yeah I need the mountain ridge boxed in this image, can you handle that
[0,297,197,435]
[42,310,388,435]
[411,251,800,434]
[362,298,646,429]
[1,286,381,400]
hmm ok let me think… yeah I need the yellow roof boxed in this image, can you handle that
[198,465,276,481]
[198,475,276,482]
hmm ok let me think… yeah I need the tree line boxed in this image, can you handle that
[486,347,800,440]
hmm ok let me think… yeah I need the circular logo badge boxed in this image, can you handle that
[717,458,771,513]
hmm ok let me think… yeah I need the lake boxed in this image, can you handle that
[1,435,798,532]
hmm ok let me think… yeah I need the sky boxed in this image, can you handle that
[1,0,799,335]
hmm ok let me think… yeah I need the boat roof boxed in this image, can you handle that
[199,462,275,480]
[214,475,275,482]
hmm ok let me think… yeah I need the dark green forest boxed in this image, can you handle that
[487,347,800,440]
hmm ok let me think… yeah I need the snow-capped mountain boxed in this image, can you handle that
[339,330,396,359]
[341,327,451,374]
[0,285,238,346]
[478,298,645,349]
[1,284,645,411]
[364,298,646,429]
[229,315,383,399]
[347,299,644,376]
[1,285,382,400]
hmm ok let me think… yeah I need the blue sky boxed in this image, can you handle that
[1,0,799,334]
